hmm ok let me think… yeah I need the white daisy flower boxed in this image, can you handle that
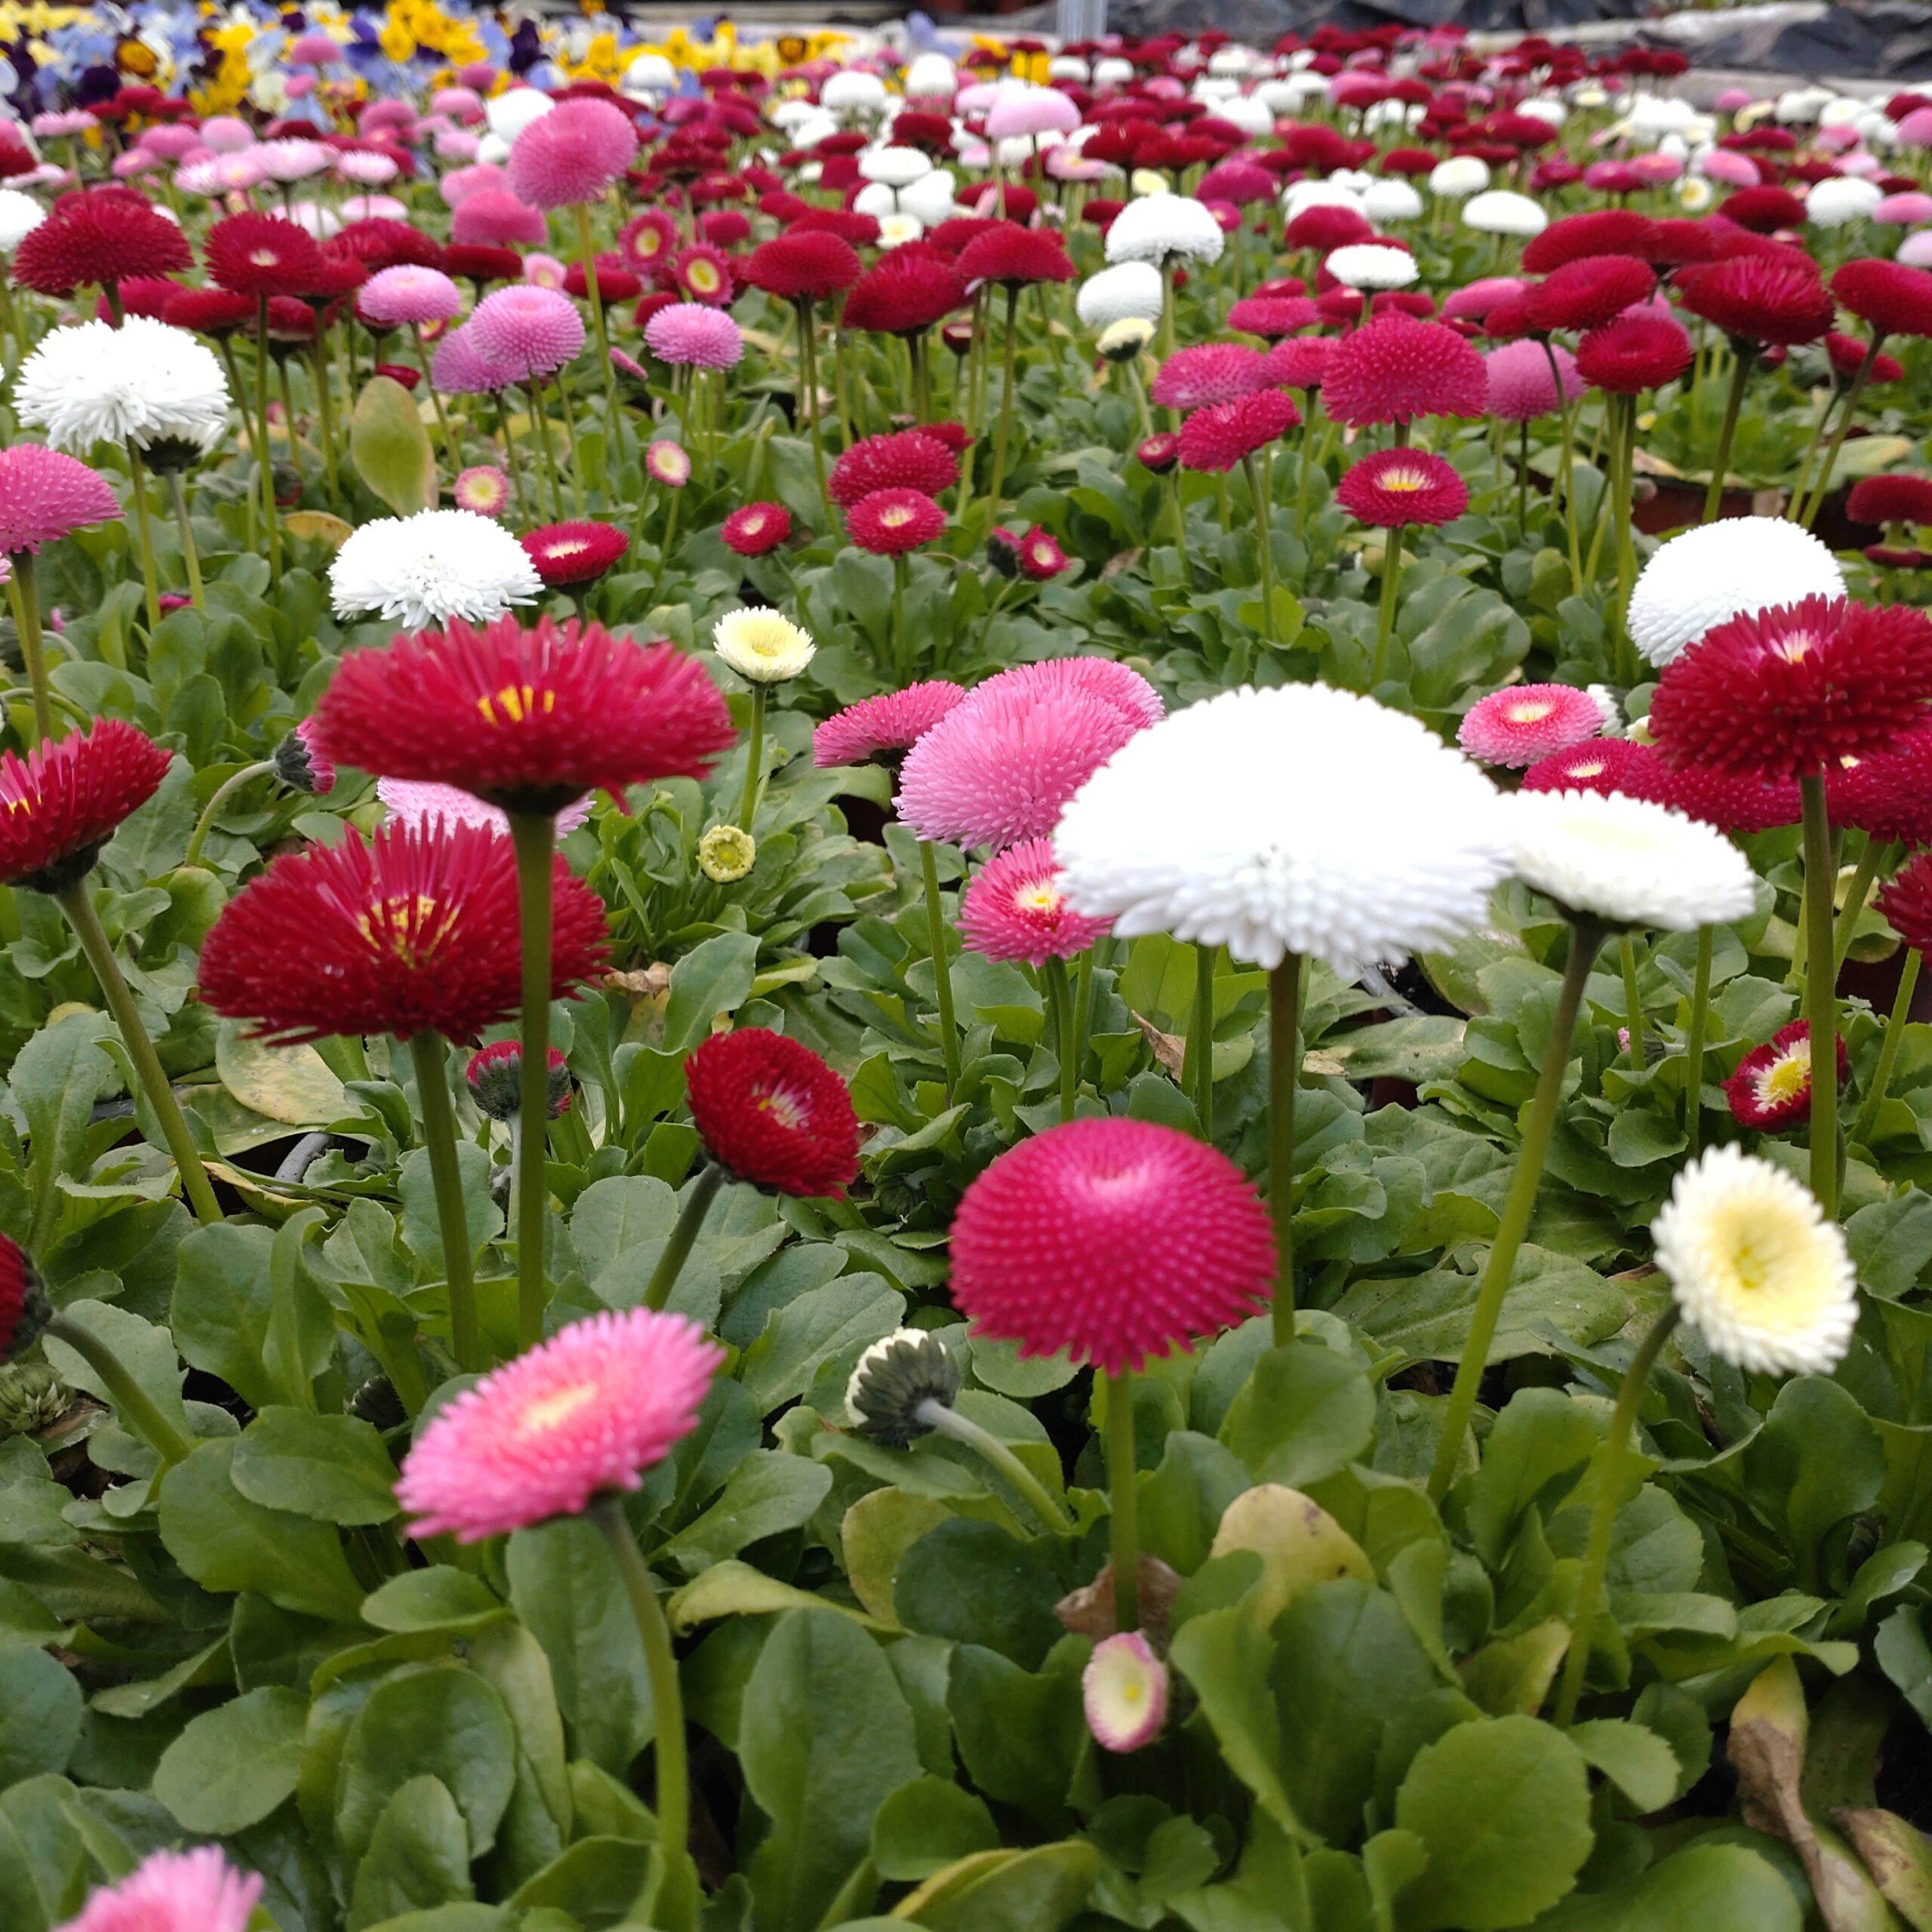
[0,186,45,254]
[1104,191,1226,268]
[1076,261,1166,331]
[328,508,542,629]
[14,317,230,456]
[1324,242,1418,291]
[1463,189,1549,238]
[1628,516,1845,668]
[712,608,815,684]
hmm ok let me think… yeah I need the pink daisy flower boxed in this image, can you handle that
[814,680,968,768]
[469,284,585,378]
[1148,343,1266,411]
[506,97,638,210]
[395,1308,723,1540]
[431,321,519,395]
[1084,1631,1169,1753]
[646,441,691,488]
[454,465,510,515]
[1260,335,1335,392]
[1458,685,1607,768]
[60,1847,262,1932]
[451,186,548,248]
[644,301,744,371]
[1484,338,1583,422]
[722,502,792,555]
[358,263,463,328]
[1521,739,1666,799]
[378,776,593,837]
[0,445,124,555]
[961,837,1112,964]
[969,657,1164,730]
[848,487,945,556]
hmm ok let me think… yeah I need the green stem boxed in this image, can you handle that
[736,683,766,832]
[276,357,306,486]
[1552,1305,1680,1727]
[1072,946,1096,1102]
[1854,949,1922,1147]
[1610,393,1638,684]
[1105,1368,1140,1632]
[43,1314,192,1468]
[555,367,588,518]
[574,202,622,437]
[1045,955,1075,1123]
[164,470,205,611]
[1801,336,1882,530]
[1427,921,1605,1503]
[1833,835,1891,974]
[797,301,830,520]
[122,441,161,633]
[309,334,339,495]
[1270,952,1302,1342]
[589,1499,697,1932]
[641,1163,725,1312]
[918,839,961,1100]
[1187,943,1216,1140]
[9,550,51,743]
[920,1399,1072,1532]
[1620,934,1645,1070]
[183,761,272,869]
[411,324,460,479]
[508,811,557,1352]
[987,286,1021,515]
[891,551,909,685]
[1701,347,1752,525]
[254,298,282,583]
[408,1032,481,1373]
[1684,924,1712,1158]
[1243,452,1276,644]
[526,380,565,525]
[1800,774,1839,1219]
[54,882,221,1226]
[1369,525,1405,691]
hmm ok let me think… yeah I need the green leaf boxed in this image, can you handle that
[346,1777,473,1932]
[158,1438,366,1623]
[1207,1485,1374,1631]
[506,1836,651,1921]
[890,1841,1100,1932]
[231,1409,400,1526]
[1393,1715,1592,1930]
[215,1019,347,1128]
[1525,1842,1801,1931]
[654,1451,833,1577]
[350,375,437,517]
[1218,1342,1376,1489]
[1743,1377,1884,1569]
[363,1568,504,1635]
[871,1776,998,1881]
[1567,1718,1679,1814]
[41,1299,194,1452]
[894,1518,1072,1669]
[738,1278,905,1414]
[1464,1389,1598,1570]
[398,1142,501,1283]
[337,1666,517,1863]
[0,1648,80,1785]
[946,1645,1082,1820]
[152,1685,306,1833]
[1170,1607,1308,1846]
[170,1223,284,1411]
[740,1608,924,1932]
[9,1011,112,1251]
[663,932,761,1053]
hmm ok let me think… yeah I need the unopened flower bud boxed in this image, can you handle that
[466,1041,571,1122]
[272,718,335,795]
[1084,1631,1169,1752]
[0,1361,69,1435]
[698,823,756,882]
[844,1327,961,1445]
[1097,316,1154,364]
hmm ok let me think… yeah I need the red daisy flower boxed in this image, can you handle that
[467,1039,571,1121]
[1149,343,1266,410]
[1137,432,1181,473]
[1827,729,1932,846]
[441,243,524,290]
[162,287,255,337]
[1574,313,1694,393]
[684,1026,860,1197]
[1017,525,1069,579]
[814,681,967,768]
[1322,314,1488,429]
[947,1117,1275,1374]
[563,261,644,304]
[0,1234,45,1362]
[961,837,1112,966]
[519,521,630,588]
[1227,295,1320,340]
[1825,331,1904,384]
[828,429,958,509]
[1336,448,1467,529]
[197,820,607,1046]
[847,487,945,555]
[1678,256,1834,348]
[1833,257,1932,340]
[1285,203,1373,252]
[955,225,1075,288]
[0,719,171,894]
[1520,209,1660,274]
[1525,254,1657,334]
[743,230,861,303]
[1649,595,1932,778]
[205,211,329,300]
[1659,762,1801,834]
[312,613,734,817]
[791,208,880,248]
[721,502,792,555]
[843,252,968,337]
[1879,851,1932,955]
[330,218,443,273]
[1724,1020,1846,1131]
[1521,739,1666,800]
[1177,388,1300,473]
[1718,185,1807,233]
[11,193,190,297]
[1847,474,1932,528]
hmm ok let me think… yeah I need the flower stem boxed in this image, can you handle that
[308,334,339,495]
[574,202,621,435]
[1800,773,1839,1219]
[183,761,272,869]
[891,551,909,685]
[641,1163,724,1313]
[987,286,1022,516]
[1427,920,1604,1503]
[1552,1304,1680,1727]
[164,471,205,611]
[1369,524,1405,691]
[9,549,51,743]
[1105,1368,1140,1632]
[411,324,460,478]
[43,1314,192,1468]
[1801,335,1883,530]
[918,1399,1072,1533]
[526,379,566,524]
[54,882,221,1227]
[1620,934,1645,1070]
[917,838,961,1100]
[122,441,161,633]
[589,1497,697,1932]
[735,683,766,832]
[1242,452,1276,645]
[1270,951,1302,1341]
[1187,943,1216,1140]
[1609,393,1639,684]
[1701,347,1752,525]
[407,1032,480,1373]
[796,300,830,520]
[253,298,282,584]
[1684,924,1713,1158]
[1833,835,1892,975]
[1045,954,1075,1123]
[1854,948,1921,1148]
[507,811,557,1352]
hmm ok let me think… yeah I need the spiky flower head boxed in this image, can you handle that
[1459,684,1606,768]
[57,1847,263,1932]
[329,509,543,630]
[467,1039,571,1121]
[1629,518,1845,669]
[0,719,170,894]
[684,1026,861,1198]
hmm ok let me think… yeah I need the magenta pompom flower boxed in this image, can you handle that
[1084,1632,1170,1754]
[1458,684,1607,768]
[1336,449,1469,529]
[961,838,1112,965]
[395,1308,723,1540]
[644,301,744,371]
[814,680,968,768]
[1177,389,1300,474]
[1324,314,1489,429]
[1521,737,1666,800]
[469,284,586,378]
[520,520,629,589]
[722,502,792,556]
[1723,1019,1846,1132]
[60,1847,263,1932]
[948,1116,1276,1373]
[848,487,945,556]
[1484,338,1582,422]
[0,445,124,555]
[506,97,638,209]
[1149,343,1266,410]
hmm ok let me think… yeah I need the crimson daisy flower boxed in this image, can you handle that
[721,502,792,555]
[0,720,171,894]
[1177,389,1300,474]
[11,193,191,299]
[829,429,958,509]
[205,211,328,299]
[955,225,1075,288]
[518,521,630,589]
[467,1039,571,1121]
[1879,852,1932,955]
[1660,762,1801,834]
[1826,333,1903,385]
[0,1234,47,1361]
[743,230,861,303]
[1678,256,1834,348]
[1149,343,1265,411]
[1833,258,1932,340]
[1322,314,1488,429]
[1525,254,1657,334]
[1648,595,1932,778]
[684,1026,860,1197]
[162,287,256,337]
[1724,1020,1846,1131]
[947,1117,1275,1374]
[814,680,967,769]
[196,820,608,1045]
[1847,475,1932,528]
[1336,448,1468,529]
[848,487,945,555]
[311,613,734,817]
[844,253,968,337]
[1521,738,1667,800]
[1575,313,1694,393]
[1827,729,1932,846]
[1137,432,1180,473]
[1521,209,1660,274]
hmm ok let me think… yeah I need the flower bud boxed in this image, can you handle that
[698,823,756,882]
[0,1361,69,1435]
[466,1040,571,1122]
[272,718,335,796]
[844,1327,961,1445]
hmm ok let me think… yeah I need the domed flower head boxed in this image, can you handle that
[1576,313,1694,393]
[469,285,586,379]
[1323,315,1488,429]
[59,1846,263,1932]
[507,97,638,209]
[1847,473,1932,529]
[829,429,959,508]
[315,611,732,816]
[949,1117,1275,1373]
[646,441,691,488]
[1336,449,1468,529]
[205,210,328,298]
[961,837,1112,965]
[14,317,229,456]
[1678,255,1834,347]
[1149,343,1265,410]
[848,487,945,555]
[1522,737,1667,801]
[1459,684,1607,768]
[1648,596,1932,778]
[1652,1144,1857,1376]
[1879,850,1932,958]
[358,263,463,328]
[0,445,123,555]
[454,465,510,516]
[1484,337,1582,421]
[744,230,862,303]
[814,681,967,769]
[329,508,543,629]
[1177,389,1300,474]
[714,608,815,683]
[1829,730,1932,846]
[1505,789,1758,931]
[971,658,1164,729]
[1658,761,1801,835]
[685,1026,860,1197]
[845,251,968,337]
[721,502,792,556]
[1227,294,1321,340]
[0,719,171,894]
[396,1307,722,1540]
[1057,684,1509,975]
[1629,518,1846,669]
[468,1038,571,1121]
[196,820,608,1044]
[12,193,191,299]
[645,301,744,371]
[520,521,629,589]
[1325,242,1420,292]
[1724,1019,1845,1132]
[1084,1631,1169,1754]
[1525,254,1657,334]
[1104,192,1226,268]
[1832,257,1932,339]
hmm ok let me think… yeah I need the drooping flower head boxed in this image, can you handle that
[520,521,629,589]
[329,508,543,629]
[57,1847,263,1932]
[395,1308,722,1540]
[196,820,608,1044]
[1629,518,1846,669]
[948,1117,1275,1374]
[507,97,638,208]
[0,445,124,555]
[721,503,792,555]
[814,681,967,770]
[1323,314,1488,428]
[961,837,1112,966]
[468,1038,571,1121]
[1336,449,1468,529]
[314,612,734,816]
[0,719,171,894]
[1084,1632,1170,1754]
[274,718,335,798]
[684,1027,860,1197]
[1459,685,1607,768]
[1724,1020,1846,1132]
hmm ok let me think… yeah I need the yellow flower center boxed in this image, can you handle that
[517,1381,601,1436]
[688,260,721,293]
[754,1084,807,1131]
[1773,628,1822,663]
[1506,698,1555,725]
[357,893,451,964]
[1015,881,1061,914]
[478,682,558,726]
[881,506,913,528]
[248,248,281,267]
[1377,463,1429,492]
[1757,1043,1811,1108]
